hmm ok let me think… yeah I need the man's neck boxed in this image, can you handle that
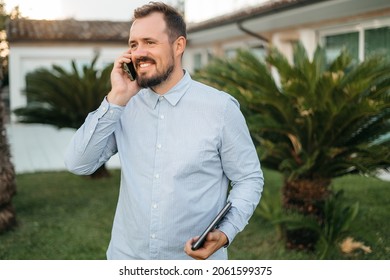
[152,68,185,95]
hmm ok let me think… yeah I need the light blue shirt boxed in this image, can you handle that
[65,71,264,260]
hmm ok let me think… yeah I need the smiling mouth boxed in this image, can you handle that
[136,58,156,70]
[139,62,152,69]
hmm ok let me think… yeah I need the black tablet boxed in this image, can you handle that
[191,201,232,250]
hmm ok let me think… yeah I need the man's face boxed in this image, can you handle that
[129,12,176,88]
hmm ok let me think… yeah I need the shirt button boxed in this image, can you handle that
[153,203,158,209]
[157,144,162,149]
[102,107,106,111]
[151,234,156,239]
[155,174,160,179]
[160,115,164,119]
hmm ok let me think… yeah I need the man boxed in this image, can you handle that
[65,2,263,260]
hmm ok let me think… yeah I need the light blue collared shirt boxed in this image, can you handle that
[65,71,264,260]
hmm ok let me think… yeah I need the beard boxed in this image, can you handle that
[136,56,175,89]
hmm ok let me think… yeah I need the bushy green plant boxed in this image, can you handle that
[14,56,112,129]
[257,187,360,259]
[280,190,359,258]
[195,42,390,248]
[315,190,359,259]
[14,56,113,178]
[256,189,284,239]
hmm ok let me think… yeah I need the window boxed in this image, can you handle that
[224,48,237,59]
[365,26,390,58]
[324,32,359,63]
[320,18,390,62]
[223,44,266,61]
[193,53,202,71]
[251,45,267,62]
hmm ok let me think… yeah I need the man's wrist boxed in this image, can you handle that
[216,229,229,248]
[107,91,130,106]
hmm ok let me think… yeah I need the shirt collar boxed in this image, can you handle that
[143,70,191,109]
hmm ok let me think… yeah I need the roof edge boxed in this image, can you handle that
[187,0,329,33]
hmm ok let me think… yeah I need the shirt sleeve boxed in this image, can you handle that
[217,96,264,245]
[64,97,124,175]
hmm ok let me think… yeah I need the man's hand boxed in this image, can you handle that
[107,48,140,106]
[184,229,228,260]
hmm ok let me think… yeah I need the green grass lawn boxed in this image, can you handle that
[0,170,121,259]
[0,169,389,260]
[231,170,390,260]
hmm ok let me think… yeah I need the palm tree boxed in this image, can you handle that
[0,0,21,233]
[0,90,17,233]
[194,42,390,249]
[14,56,113,178]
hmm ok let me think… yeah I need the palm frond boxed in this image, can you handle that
[194,42,390,180]
[14,56,112,129]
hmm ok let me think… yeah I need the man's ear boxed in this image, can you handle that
[175,36,186,56]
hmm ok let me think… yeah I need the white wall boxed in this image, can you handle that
[7,43,126,173]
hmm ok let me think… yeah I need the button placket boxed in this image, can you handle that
[149,96,167,258]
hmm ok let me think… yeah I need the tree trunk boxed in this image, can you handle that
[283,178,331,216]
[282,178,331,250]
[0,91,17,233]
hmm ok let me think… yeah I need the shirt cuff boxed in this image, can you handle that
[96,97,124,121]
[217,221,239,248]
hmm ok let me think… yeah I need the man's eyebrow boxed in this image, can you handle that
[129,37,157,43]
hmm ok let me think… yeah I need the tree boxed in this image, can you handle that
[0,88,16,233]
[1,1,21,87]
[14,56,113,178]
[0,0,21,234]
[194,43,390,249]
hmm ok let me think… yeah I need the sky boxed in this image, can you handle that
[4,0,267,23]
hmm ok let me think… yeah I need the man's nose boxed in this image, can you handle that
[131,48,148,59]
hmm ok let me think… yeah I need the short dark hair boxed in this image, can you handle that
[133,1,187,42]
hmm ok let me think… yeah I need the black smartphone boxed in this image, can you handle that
[191,201,232,251]
[122,61,137,81]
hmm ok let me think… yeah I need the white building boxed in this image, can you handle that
[6,20,130,172]
[5,0,390,175]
